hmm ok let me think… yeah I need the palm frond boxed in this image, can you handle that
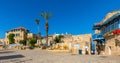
[35,18,40,25]
[41,11,52,20]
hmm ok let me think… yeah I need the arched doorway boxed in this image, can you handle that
[92,34,105,55]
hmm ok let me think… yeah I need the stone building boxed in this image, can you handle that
[1,26,37,45]
[93,10,120,55]
[52,33,92,55]
[27,33,37,39]
[41,36,53,46]
[5,27,30,45]
[71,34,92,54]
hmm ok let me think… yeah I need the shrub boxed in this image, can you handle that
[7,33,15,44]
[19,40,27,46]
[29,38,37,48]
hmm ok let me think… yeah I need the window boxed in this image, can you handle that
[103,28,105,34]
[113,22,116,30]
[101,27,105,34]
[118,19,120,24]
[107,25,110,32]
[115,21,119,29]
[105,27,107,33]
[111,23,114,30]
[109,24,112,31]
[15,34,20,37]
[118,19,120,28]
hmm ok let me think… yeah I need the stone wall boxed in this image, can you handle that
[105,35,120,55]
[71,34,92,55]
[51,34,92,55]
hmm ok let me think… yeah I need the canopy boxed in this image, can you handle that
[113,29,120,35]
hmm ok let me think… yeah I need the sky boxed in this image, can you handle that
[0,0,120,38]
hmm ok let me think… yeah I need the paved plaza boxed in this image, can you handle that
[0,49,120,63]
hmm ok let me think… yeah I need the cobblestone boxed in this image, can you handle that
[0,49,120,63]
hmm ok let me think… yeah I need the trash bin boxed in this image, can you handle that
[79,50,82,54]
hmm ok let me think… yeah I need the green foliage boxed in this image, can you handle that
[54,36,59,43]
[54,35,64,44]
[35,18,40,25]
[59,35,64,38]
[7,33,15,44]
[35,18,41,39]
[19,40,27,46]
[29,38,37,47]
[41,11,52,20]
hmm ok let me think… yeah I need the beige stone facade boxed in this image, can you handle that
[5,27,29,44]
[41,36,53,46]
[0,27,92,52]
[52,34,92,55]
[105,34,120,55]
[93,10,120,55]
[0,38,6,45]
[71,34,92,54]
[27,33,37,39]
[1,27,37,45]
[0,27,38,50]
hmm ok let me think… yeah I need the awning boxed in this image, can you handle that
[113,29,120,35]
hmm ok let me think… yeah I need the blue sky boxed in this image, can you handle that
[0,0,120,38]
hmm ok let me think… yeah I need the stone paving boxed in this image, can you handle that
[0,49,120,63]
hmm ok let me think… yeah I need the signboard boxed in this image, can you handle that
[9,44,17,46]
[74,44,80,49]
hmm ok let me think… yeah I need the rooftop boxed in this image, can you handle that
[94,10,120,26]
[6,26,29,32]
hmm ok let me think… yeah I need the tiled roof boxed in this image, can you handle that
[7,26,29,32]
[13,26,27,30]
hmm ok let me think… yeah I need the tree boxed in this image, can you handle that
[35,18,41,46]
[41,11,51,46]
[19,40,27,46]
[7,33,15,44]
[54,35,64,44]
[35,18,40,38]
[24,30,29,46]
[28,38,37,48]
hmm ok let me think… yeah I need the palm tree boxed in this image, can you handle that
[24,30,29,46]
[41,11,51,46]
[35,18,41,46]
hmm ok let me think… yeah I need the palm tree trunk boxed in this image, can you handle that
[37,24,41,47]
[37,24,40,39]
[46,31,48,46]
[46,21,49,46]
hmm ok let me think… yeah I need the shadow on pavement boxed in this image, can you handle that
[9,58,32,63]
[0,51,15,54]
[0,55,25,60]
